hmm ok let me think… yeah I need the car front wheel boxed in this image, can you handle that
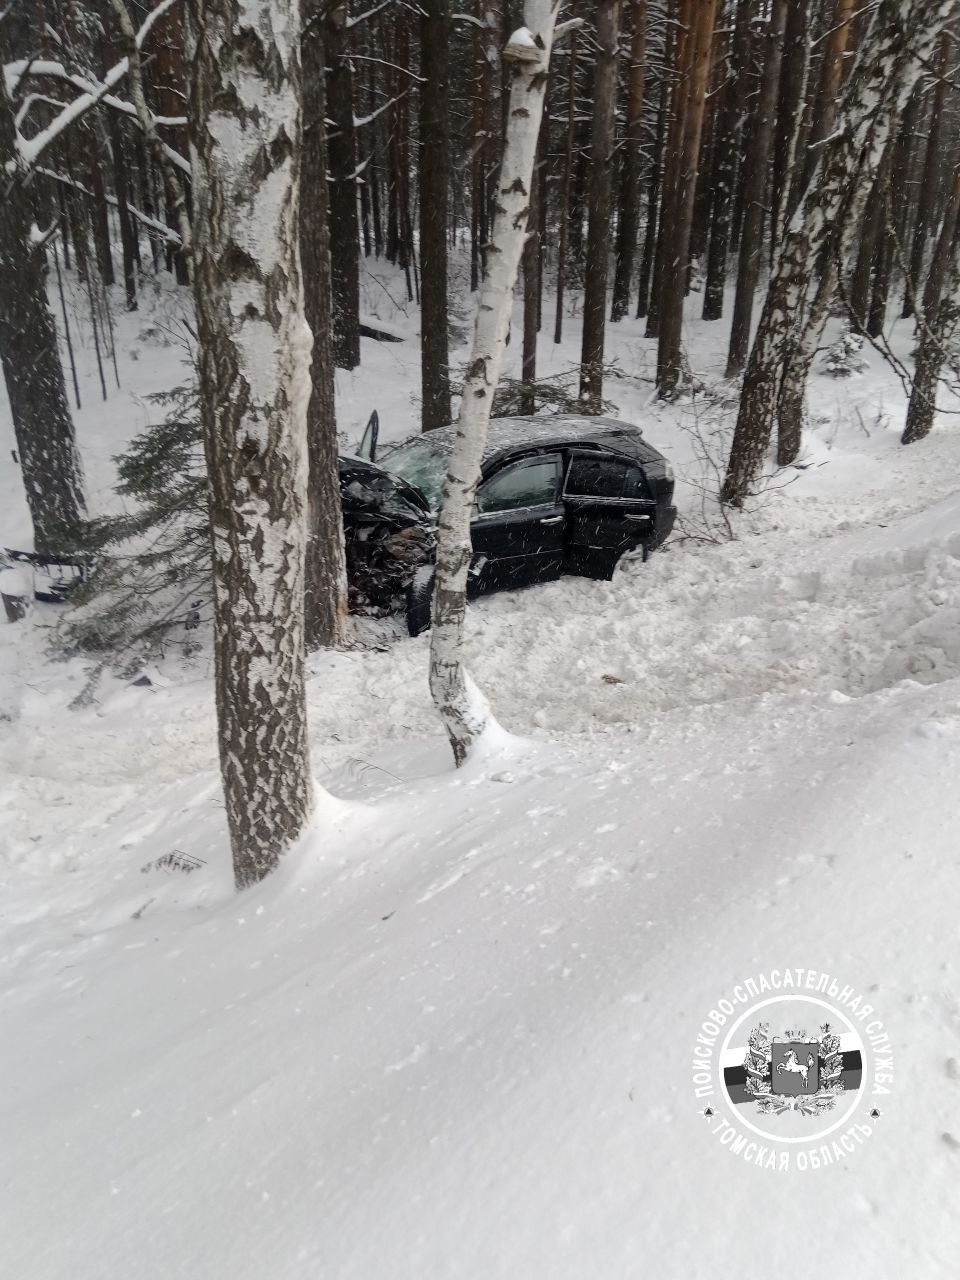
[405,567,434,636]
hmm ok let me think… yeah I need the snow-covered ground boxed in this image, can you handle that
[2,264,960,1278]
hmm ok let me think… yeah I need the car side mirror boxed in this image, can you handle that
[359,410,379,462]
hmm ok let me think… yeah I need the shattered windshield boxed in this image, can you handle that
[380,439,449,512]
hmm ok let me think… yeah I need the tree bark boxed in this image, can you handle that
[769,0,811,260]
[420,0,452,429]
[429,5,558,767]
[325,2,361,370]
[725,0,788,377]
[579,0,621,408]
[656,0,719,394]
[302,2,348,650]
[611,1,646,322]
[0,28,86,551]
[800,0,856,191]
[903,33,951,318]
[722,0,958,504]
[189,0,315,888]
[903,221,960,445]
[554,31,577,343]
[702,0,755,321]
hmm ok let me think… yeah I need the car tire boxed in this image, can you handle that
[405,567,434,637]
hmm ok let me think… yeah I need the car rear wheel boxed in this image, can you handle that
[612,538,651,577]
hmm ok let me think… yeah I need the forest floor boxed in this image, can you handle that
[2,262,960,1277]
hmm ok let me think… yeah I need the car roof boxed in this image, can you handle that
[384,414,664,470]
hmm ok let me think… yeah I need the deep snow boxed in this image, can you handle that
[2,260,960,1278]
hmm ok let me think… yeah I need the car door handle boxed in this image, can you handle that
[539,515,564,525]
[624,513,652,522]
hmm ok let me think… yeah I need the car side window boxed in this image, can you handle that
[565,455,648,501]
[476,455,562,514]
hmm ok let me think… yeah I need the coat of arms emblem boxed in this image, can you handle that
[743,1022,845,1116]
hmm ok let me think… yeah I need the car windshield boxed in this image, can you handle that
[380,438,449,511]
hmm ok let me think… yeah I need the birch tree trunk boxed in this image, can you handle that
[0,25,86,552]
[189,0,316,888]
[721,0,959,505]
[429,3,559,767]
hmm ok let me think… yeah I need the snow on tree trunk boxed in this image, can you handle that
[428,1,559,768]
[903,243,960,444]
[721,0,959,506]
[0,29,85,552]
[189,0,316,888]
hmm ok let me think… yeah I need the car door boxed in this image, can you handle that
[470,453,566,593]
[562,450,657,579]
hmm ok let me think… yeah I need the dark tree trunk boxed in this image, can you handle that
[0,38,86,550]
[769,0,811,258]
[725,0,789,376]
[702,0,755,321]
[656,0,719,395]
[611,0,646,322]
[554,31,578,343]
[637,42,670,319]
[419,0,452,429]
[325,2,361,370]
[522,146,541,414]
[903,233,960,444]
[800,0,856,191]
[922,164,960,319]
[903,34,951,318]
[302,3,348,649]
[579,0,621,408]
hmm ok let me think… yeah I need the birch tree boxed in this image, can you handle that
[721,0,959,506]
[429,2,559,767]
[189,0,315,888]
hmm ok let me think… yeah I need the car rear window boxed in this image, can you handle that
[565,455,648,500]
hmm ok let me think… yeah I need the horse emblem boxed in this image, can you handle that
[776,1048,816,1090]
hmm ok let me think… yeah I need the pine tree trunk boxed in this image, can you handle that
[656,0,719,394]
[636,46,669,319]
[0,38,85,551]
[429,5,558,767]
[722,0,956,504]
[725,0,789,376]
[325,2,361,370]
[580,0,621,407]
[522,142,541,413]
[190,0,315,888]
[554,30,577,343]
[302,2,348,650]
[611,1,646,322]
[769,0,811,262]
[702,0,755,321]
[800,0,856,190]
[420,0,453,429]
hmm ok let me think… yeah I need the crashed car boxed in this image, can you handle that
[340,414,677,636]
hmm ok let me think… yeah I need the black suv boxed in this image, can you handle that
[339,414,676,634]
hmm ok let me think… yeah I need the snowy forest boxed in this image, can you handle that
[2,1,960,1275]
